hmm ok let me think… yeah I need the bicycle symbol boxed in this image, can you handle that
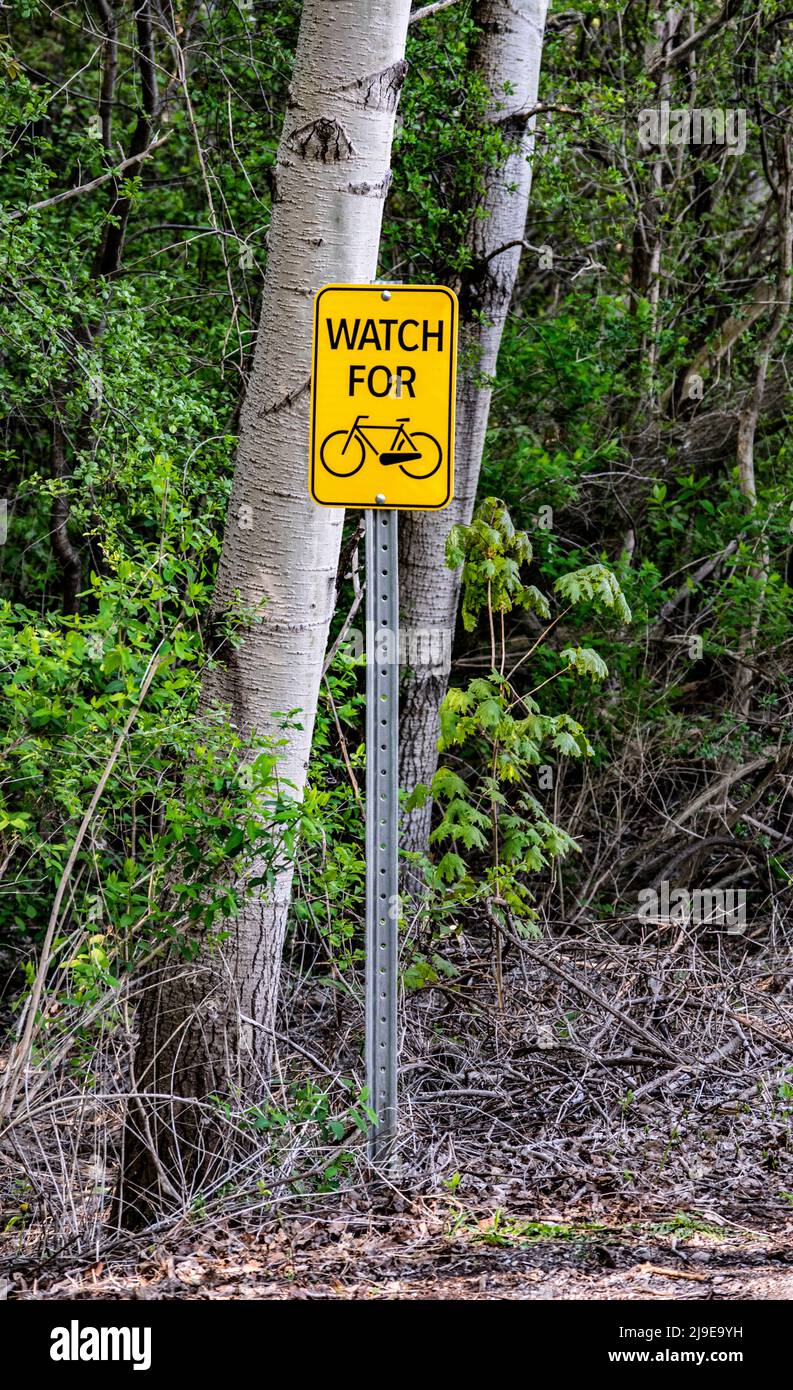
[319,415,442,480]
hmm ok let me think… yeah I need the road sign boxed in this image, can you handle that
[309,283,457,511]
[308,284,457,1168]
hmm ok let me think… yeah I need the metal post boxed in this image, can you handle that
[365,507,399,1167]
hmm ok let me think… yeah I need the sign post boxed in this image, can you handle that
[364,506,399,1165]
[309,282,457,1167]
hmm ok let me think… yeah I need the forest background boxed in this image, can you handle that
[0,0,791,1296]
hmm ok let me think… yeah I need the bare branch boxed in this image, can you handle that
[648,0,745,75]
[6,134,171,222]
[409,0,460,24]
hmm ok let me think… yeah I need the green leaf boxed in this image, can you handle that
[437,851,467,883]
[560,645,609,680]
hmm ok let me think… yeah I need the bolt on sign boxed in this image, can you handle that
[309,283,457,510]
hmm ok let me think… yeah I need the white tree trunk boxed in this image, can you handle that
[205,0,413,1070]
[122,0,412,1219]
[399,0,549,866]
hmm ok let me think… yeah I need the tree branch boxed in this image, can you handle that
[6,134,171,222]
[648,0,745,75]
[409,0,460,24]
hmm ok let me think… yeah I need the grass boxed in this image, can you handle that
[447,1207,609,1247]
[446,1206,753,1249]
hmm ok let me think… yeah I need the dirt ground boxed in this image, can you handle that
[3,927,792,1303]
[8,1200,793,1301]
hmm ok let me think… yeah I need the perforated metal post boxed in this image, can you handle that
[365,507,399,1168]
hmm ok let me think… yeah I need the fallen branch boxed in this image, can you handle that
[727,1011,793,1059]
[502,924,680,1063]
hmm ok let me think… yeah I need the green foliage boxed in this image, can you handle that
[0,585,295,1052]
[290,646,367,979]
[448,1206,606,1247]
[447,496,549,633]
[382,5,517,279]
[555,566,632,623]
[409,499,631,925]
[0,4,305,1056]
[2,1,792,1199]
[246,1078,375,1191]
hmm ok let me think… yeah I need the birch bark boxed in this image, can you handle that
[398,0,548,867]
[121,0,412,1219]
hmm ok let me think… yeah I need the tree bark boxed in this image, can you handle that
[398,0,548,870]
[734,130,792,715]
[120,0,412,1223]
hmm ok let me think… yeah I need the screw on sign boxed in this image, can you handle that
[309,283,457,510]
[308,283,457,1170]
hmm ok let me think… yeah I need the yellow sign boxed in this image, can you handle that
[309,283,457,510]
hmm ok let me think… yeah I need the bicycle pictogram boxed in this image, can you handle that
[319,415,442,480]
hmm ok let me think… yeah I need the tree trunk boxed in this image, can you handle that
[398,0,548,870]
[119,0,412,1223]
[734,131,792,715]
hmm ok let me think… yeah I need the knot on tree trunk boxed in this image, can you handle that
[287,117,355,162]
[355,58,409,112]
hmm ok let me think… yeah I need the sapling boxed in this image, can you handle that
[407,498,631,1005]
